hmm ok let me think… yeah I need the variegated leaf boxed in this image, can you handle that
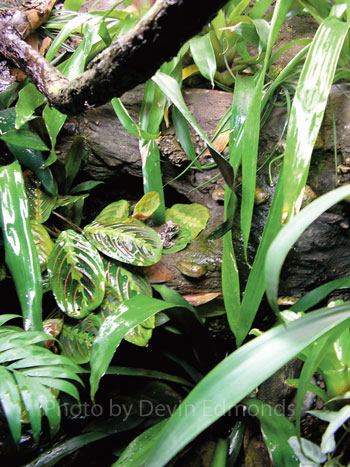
[30,220,54,272]
[104,259,152,299]
[94,200,130,224]
[124,315,155,347]
[132,191,160,220]
[83,219,162,266]
[101,264,154,347]
[47,230,105,318]
[165,204,209,239]
[59,314,101,364]
[25,173,56,223]
[162,226,192,254]
[54,194,89,208]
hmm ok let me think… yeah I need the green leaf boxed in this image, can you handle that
[83,219,162,266]
[94,200,130,223]
[320,405,350,454]
[43,105,67,166]
[15,83,46,128]
[165,203,209,240]
[282,16,350,218]
[111,97,159,140]
[171,106,202,170]
[48,230,105,318]
[266,184,350,314]
[288,436,326,466]
[143,304,350,466]
[30,220,54,272]
[90,295,179,400]
[60,313,101,364]
[189,33,217,87]
[113,420,168,466]
[0,367,21,445]
[104,259,152,299]
[25,173,57,223]
[161,226,191,254]
[0,162,43,331]
[243,398,298,466]
[133,191,160,220]
[0,128,49,151]
[123,315,155,347]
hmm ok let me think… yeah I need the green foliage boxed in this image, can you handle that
[2,0,350,464]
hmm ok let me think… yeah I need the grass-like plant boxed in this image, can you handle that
[1,0,350,465]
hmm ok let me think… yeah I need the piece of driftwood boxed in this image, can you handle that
[58,84,350,299]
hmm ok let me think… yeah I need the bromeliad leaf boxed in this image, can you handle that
[83,220,162,266]
[48,230,105,318]
[132,191,160,220]
[165,204,209,240]
[60,313,101,364]
[94,199,130,223]
[30,220,54,272]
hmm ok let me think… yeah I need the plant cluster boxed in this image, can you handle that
[1,0,350,465]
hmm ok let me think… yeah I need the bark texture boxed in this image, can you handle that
[0,0,228,113]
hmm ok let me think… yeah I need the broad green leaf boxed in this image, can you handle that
[143,304,350,466]
[0,128,49,151]
[94,200,130,223]
[0,315,21,326]
[190,33,216,87]
[161,226,191,254]
[48,230,105,318]
[104,259,152,299]
[43,105,67,166]
[113,420,168,466]
[15,83,46,128]
[243,398,298,466]
[124,315,155,347]
[0,367,21,444]
[30,220,54,272]
[133,191,160,220]
[0,162,43,331]
[60,313,101,364]
[282,16,350,218]
[64,136,86,192]
[250,0,273,19]
[83,219,162,266]
[165,203,209,240]
[70,180,103,193]
[266,184,350,313]
[25,173,57,222]
[90,295,179,400]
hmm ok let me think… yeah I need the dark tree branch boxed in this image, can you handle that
[0,0,228,115]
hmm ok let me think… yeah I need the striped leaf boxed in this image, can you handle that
[60,313,101,364]
[104,259,152,299]
[94,200,130,224]
[103,261,154,346]
[30,220,54,272]
[124,316,155,347]
[83,219,162,266]
[161,226,191,254]
[25,173,56,223]
[132,191,160,220]
[48,230,105,319]
[165,204,209,240]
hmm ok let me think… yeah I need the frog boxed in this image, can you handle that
[154,221,180,249]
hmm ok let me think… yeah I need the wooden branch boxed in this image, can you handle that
[0,0,228,115]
